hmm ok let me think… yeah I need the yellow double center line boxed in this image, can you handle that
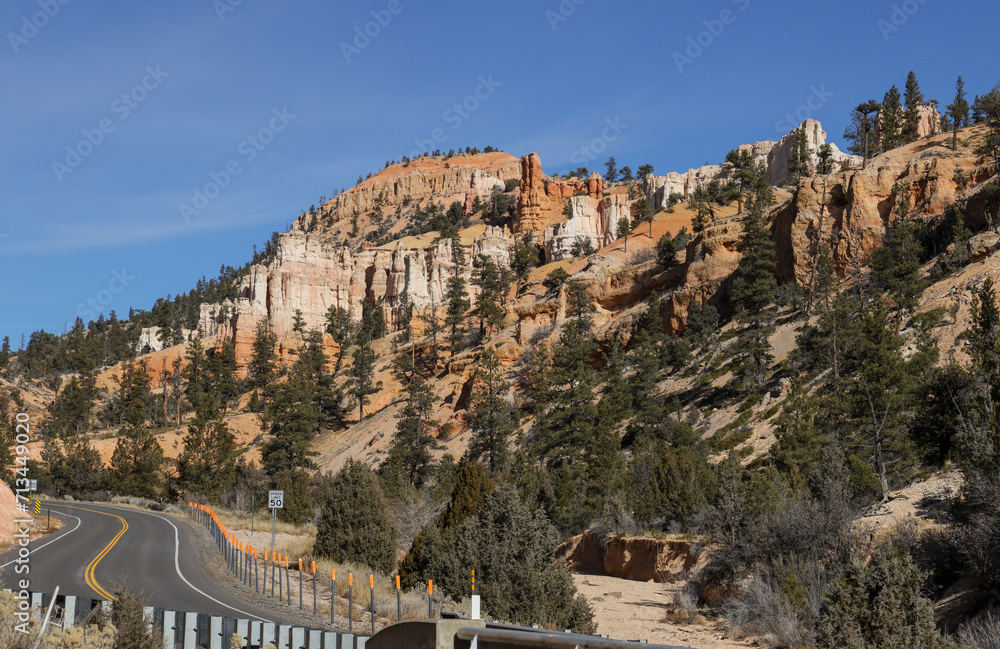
[57,504,128,601]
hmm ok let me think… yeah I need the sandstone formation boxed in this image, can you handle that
[201,226,513,365]
[645,120,860,210]
[773,133,996,286]
[515,153,608,240]
[543,194,630,262]
[557,531,700,583]
[291,152,521,234]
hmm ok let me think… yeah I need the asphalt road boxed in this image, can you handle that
[0,502,302,624]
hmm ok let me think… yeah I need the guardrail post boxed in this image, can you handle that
[209,616,223,649]
[161,610,175,649]
[64,595,77,628]
[261,622,276,648]
[183,611,197,649]
[235,619,249,646]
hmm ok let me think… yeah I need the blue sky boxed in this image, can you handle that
[1,0,997,347]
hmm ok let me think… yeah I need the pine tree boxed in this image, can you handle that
[603,156,618,183]
[902,71,926,142]
[444,235,470,354]
[973,85,1000,176]
[730,196,778,389]
[870,218,922,324]
[314,460,397,573]
[450,486,596,632]
[947,75,970,150]
[880,85,905,152]
[348,304,383,420]
[389,375,438,486]
[619,166,633,182]
[785,126,810,182]
[471,255,505,339]
[467,347,516,473]
[842,304,912,503]
[844,100,881,168]
[176,410,238,498]
[107,423,164,498]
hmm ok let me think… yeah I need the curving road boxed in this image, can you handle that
[0,502,300,624]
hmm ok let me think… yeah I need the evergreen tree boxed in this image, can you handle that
[817,143,834,174]
[46,371,98,437]
[785,126,810,182]
[973,85,1000,176]
[44,435,104,497]
[444,235,470,353]
[107,424,164,498]
[730,195,778,389]
[616,215,631,251]
[450,486,596,632]
[619,166,634,182]
[467,347,516,473]
[348,309,383,421]
[325,305,352,371]
[314,460,397,573]
[183,339,210,415]
[248,319,278,389]
[603,156,618,183]
[471,255,505,339]
[947,75,970,150]
[176,410,238,497]
[870,219,922,324]
[842,304,914,503]
[389,375,438,486]
[657,232,679,267]
[844,100,881,168]
[902,71,926,143]
[816,544,948,649]
[879,85,905,152]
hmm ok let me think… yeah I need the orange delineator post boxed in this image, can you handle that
[396,574,401,621]
[428,580,434,618]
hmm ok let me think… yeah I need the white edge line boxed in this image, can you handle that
[0,509,82,569]
[81,503,265,622]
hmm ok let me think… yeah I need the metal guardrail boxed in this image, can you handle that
[455,626,693,649]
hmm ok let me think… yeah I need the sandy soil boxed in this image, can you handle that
[573,573,751,649]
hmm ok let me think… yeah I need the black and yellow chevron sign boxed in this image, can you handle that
[34,499,40,515]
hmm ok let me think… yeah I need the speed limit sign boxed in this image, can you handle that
[268,490,284,509]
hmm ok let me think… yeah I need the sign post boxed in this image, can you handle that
[268,490,283,555]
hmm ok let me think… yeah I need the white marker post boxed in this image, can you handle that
[268,490,283,555]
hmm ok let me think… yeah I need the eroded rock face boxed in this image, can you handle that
[202,228,513,364]
[557,531,700,583]
[766,119,859,184]
[515,153,548,236]
[514,153,604,240]
[772,137,994,286]
[645,120,860,208]
[543,194,630,262]
[291,153,521,233]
